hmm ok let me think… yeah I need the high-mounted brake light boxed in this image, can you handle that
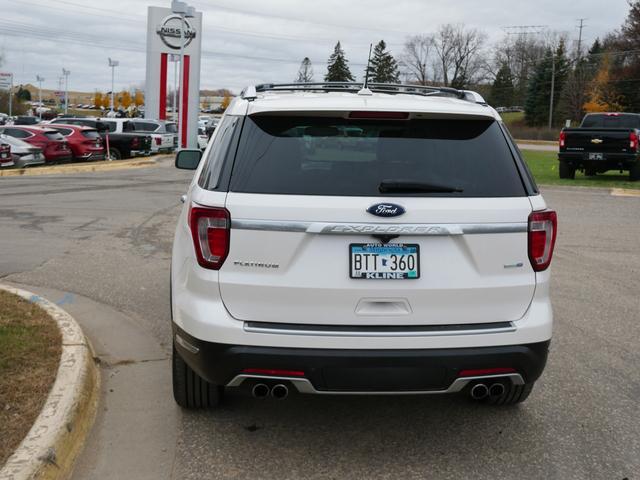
[630,132,638,151]
[189,205,230,270]
[559,131,566,148]
[348,111,409,120]
[528,209,557,272]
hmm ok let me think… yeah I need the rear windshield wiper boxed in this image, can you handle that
[378,180,463,194]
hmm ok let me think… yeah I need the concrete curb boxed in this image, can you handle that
[0,285,99,480]
[0,158,156,177]
[514,139,557,145]
[611,187,640,197]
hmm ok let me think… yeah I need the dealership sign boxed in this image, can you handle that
[156,15,196,50]
[145,6,202,149]
[0,72,12,91]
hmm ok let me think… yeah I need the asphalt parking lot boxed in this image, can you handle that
[1,158,639,480]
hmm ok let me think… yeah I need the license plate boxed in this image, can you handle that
[588,152,603,160]
[350,243,420,279]
[0,153,7,159]
[95,143,101,148]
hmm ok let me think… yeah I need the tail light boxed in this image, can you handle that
[155,137,161,146]
[630,132,638,151]
[528,210,557,272]
[189,205,230,270]
[131,137,140,149]
[559,131,566,148]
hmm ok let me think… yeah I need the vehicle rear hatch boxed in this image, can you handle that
[212,112,535,326]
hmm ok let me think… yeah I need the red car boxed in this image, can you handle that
[0,126,72,163]
[0,141,12,167]
[49,124,105,161]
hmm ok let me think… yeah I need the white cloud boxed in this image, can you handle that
[0,0,630,93]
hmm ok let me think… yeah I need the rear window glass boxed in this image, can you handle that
[165,123,177,133]
[54,128,73,136]
[81,130,100,139]
[581,114,640,129]
[229,116,526,197]
[102,121,117,132]
[133,122,158,132]
[44,131,64,141]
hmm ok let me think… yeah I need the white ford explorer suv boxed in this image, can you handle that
[171,82,557,409]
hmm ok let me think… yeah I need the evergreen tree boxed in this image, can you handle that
[295,57,314,83]
[524,40,570,126]
[16,86,31,102]
[325,42,354,82]
[364,40,400,83]
[489,63,515,107]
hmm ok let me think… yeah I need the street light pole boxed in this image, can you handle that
[108,58,119,114]
[36,75,44,120]
[62,68,70,114]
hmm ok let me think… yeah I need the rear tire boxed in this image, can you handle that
[108,147,122,160]
[629,162,640,181]
[172,345,222,409]
[559,161,575,179]
[484,382,534,406]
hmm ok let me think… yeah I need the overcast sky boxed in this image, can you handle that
[0,0,631,94]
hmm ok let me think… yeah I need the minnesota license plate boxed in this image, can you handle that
[588,152,603,160]
[350,243,420,279]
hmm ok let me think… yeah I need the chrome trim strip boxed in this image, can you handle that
[231,219,526,236]
[243,322,516,337]
[226,373,525,394]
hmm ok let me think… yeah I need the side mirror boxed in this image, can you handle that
[175,149,202,170]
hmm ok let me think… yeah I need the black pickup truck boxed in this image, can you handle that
[48,117,152,160]
[559,112,640,181]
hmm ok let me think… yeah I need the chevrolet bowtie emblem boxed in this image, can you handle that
[591,138,604,144]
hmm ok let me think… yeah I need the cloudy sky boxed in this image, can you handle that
[0,0,631,94]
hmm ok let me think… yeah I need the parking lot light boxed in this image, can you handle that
[36,75,45,120]
[108,58,119,114]
[62,68,70,114]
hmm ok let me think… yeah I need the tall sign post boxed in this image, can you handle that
[144,5,202,149]
[0,72,12,117]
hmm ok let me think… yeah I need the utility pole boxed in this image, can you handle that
[548,53,556,129]
[576,18,587,60]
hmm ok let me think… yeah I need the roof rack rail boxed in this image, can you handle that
[242,82,468,99]
[240,82,489,105]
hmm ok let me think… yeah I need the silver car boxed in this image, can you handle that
[0,134,45,168]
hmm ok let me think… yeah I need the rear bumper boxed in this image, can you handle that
[173,323,550,392]
[559,152,638,168]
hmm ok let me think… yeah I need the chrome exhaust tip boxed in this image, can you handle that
[470,383,489,400]
[271,384,289,400]
[251,383,270,399]
[489,383,505,397]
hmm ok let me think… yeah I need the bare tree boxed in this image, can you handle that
[401,35,433,85]
[492,35,546,103]
[432,24,487,88]
[295,57,314,83]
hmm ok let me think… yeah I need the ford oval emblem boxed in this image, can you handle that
[367,203,406,217]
